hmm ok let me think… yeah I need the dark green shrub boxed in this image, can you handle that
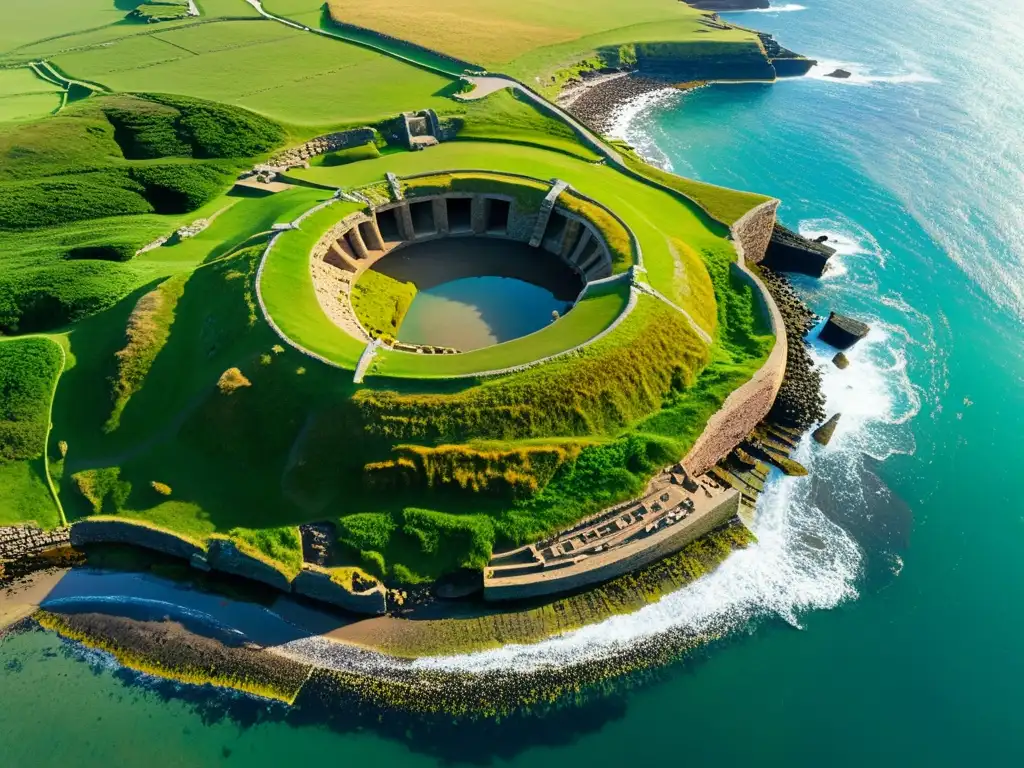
[65,243,137,262]
[0,261,137,333]
[0,172,151,230]
[142,94,286,158]
[130,162,236,213]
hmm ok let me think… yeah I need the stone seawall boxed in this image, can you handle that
[484,490,740,601]
[70,519,203,561]
[682,200,788,476]
[292,567,387,615]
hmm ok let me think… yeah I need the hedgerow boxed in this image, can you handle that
[0,339,62,462]
[139,94,285,159]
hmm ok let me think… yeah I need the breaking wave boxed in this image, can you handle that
[606,87,681,170]
[729,4,808,12]
[806,59,940,85]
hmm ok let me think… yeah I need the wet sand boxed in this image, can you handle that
[0,568,69,631]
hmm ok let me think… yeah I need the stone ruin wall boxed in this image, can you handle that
[682,200,788,477]
[270,127,376,168]
[731,197,778,264]
[1,525,70,561]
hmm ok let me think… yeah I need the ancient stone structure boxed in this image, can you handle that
[0,525,70,561]
[269,127,376,168]
[309,175,619,355]
[681,200,788,476]
[820,312,870,349]
[731,198,779,264]
[484,483,740,601]
[762,223,836,277]
[70,518,203,561]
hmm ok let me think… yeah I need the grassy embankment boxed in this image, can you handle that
[0,338,64,527]
[350,270,417,342]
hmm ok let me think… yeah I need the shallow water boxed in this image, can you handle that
[4,0,1024,764]
[398,276,570,350]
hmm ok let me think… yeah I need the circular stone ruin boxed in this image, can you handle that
[309,172,633,357]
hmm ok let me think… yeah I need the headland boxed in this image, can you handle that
[0,0,863,719]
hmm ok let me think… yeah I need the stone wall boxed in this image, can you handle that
[70,519,203,561]
[681,202,788,476]
[270,128,375,168]
[484,490,740,601]
[206,537,293,592]
[730,198,779,264]
[0,525,70,560]
[292,568,387,615]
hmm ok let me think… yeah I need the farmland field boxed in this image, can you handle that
[324,0,758,79]
[52,20,457,126]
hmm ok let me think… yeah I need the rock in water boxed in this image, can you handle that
[813,414,842,445]
[819,312,870,349]
[762,223,836,277]
[833,352,850,369]
[826,69,853,79]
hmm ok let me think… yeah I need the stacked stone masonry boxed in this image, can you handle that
[682,200,788,476]
[0,525,70,561]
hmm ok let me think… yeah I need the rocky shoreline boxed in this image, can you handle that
[560,72,686,135]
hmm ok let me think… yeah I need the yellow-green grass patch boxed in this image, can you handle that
[326,0,758,81]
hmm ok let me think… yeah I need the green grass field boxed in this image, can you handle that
[51,20,457,127]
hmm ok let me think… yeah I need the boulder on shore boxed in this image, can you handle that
[826,69,853,79]
[762,223,836,277]
[819,312,870,349]
[813,413,841,446]
[833,352,850,369]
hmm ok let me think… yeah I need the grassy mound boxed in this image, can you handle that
[0,261,138,334]
[350,269,417,341]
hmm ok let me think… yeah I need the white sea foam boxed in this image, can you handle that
[606,87,681,171]
[730,4,807,13]
[806,59,940,86]
[798,218,886,277]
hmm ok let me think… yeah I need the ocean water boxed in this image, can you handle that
[4,0,1024,764]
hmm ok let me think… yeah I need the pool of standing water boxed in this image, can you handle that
[368,237,582,352]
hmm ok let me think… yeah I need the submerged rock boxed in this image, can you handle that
[833,352,850,369]
[819,311,870,349]
[826,68,853,79]
[813,413,842,446]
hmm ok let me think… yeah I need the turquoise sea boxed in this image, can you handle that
[4,0,1024,764]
